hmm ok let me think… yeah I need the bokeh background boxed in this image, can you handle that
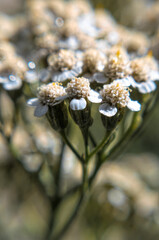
[0,0,159,240]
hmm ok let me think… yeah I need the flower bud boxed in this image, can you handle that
[46,102,68,131]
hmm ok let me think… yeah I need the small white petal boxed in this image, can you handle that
[107,31,120,45]
[25,70,38,83]
[114,76,133,87]
[99,103,117,117]
[149,70,159,81]
[129,77,139,88]
[3,77,22,90]
[39,69,51,82]
[88,89,102,103]
[127,100,141,112]
[0,76,8,83]
[97,62,105,71]
[83,73,94,83]
[138,81,156,94]
[27,98,40,106]
[52,71,73,82]
[34,104,48,117]
[93,72,108,83]
[71,66,82,76]
[70,98,87,111]
[67,36,79,49]
[55,95,68,101]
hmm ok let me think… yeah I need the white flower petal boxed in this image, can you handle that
[129,77,139,88]
[127,100,141,112]
[52,70,74,82]
[67,36,79,49]
[27,98,40,106]
[39,69,51,82]
[93,72,108,83]
[99,103,117,117]
[83,73,94,83]
[88,89,102,103]
[0,76,8,83]
[34,103,48,117]
[114,76,133,87]
[71,66,82,76]
[107,31,120,45]
[149,70,159,81]
[70,98,87,111]
[25,70,38,83]
[55,95,68,101]
[3,76,22,90]
[97,62,105,71]
[138,81,156,94]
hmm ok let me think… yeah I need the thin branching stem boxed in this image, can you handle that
[60,130,83,163]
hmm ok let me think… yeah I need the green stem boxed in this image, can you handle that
[87,130,114,162]
[102,112,141,162]
[60,131,83,163]
[81,127,89,160]
[89,131,97,147]
[51,158,88,240]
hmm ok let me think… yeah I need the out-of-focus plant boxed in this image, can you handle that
[0,0,159,239]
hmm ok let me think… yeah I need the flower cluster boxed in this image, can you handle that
[1,0,159,130]
[1,2,159,239]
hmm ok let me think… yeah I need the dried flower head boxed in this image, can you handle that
[130,53,159,94]
[48,50,76,71]
[60,20,80,38]
[27,83,67,117]
[99,81,141,117]
[37,83,66,106]
[66,77,101,110]
[83,49,106,73]
[100,82,130,108]
[66,77,90,99]
[118,27,149,54]
[130,58,149,83]
[95,9,116,29]
[65,1,90,19]
[35,34,57,50]
[104,49,131,81]
[106,45,129,60]
[48,0,65,18]
[78,34,96,50]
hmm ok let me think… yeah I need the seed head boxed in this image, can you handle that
[83,49,106,73]
[100,82,130,108]
[104,49,131,80]
[48,49,76,71]
[37,83,66,105]
[130,58,149,82]
[66,77,90,99]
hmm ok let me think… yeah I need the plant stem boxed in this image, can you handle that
[51,158,88,240]
[89,131,97,147]
[87,130,114,161]
[102,112,141,162]
[60,130,83,163]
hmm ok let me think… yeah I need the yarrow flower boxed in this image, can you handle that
[99,81,141,117]
[48,49,82,82]
[130,53,159,94]
[66,77,102,110]
[93,49,132,84]
[82,48,106,82]
[27,82,66,117]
